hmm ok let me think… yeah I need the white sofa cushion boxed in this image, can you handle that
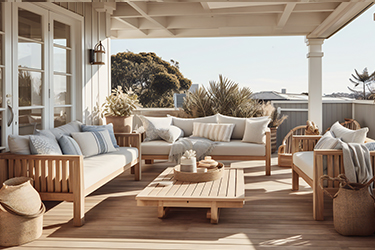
[168,114,217,137]
[139,115,172,141]
[8,135,31,155]
[293,151,314,179]
[211,140,266,156]
[242,117,271,144]
[83,147,138,189]
[156,125,184,143]
[330,121,368,143]
[142,140,173,155]
[192,122,235,142]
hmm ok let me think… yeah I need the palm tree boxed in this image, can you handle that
[348,68,375,99]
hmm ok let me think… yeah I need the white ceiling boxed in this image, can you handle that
[109,1,374,39]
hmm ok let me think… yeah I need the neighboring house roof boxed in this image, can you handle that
[252,91,354,102]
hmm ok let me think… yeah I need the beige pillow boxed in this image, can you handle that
[192,122,235,142]
[330,121,368,143]
[168,114,218,137]
[242,118,271,144]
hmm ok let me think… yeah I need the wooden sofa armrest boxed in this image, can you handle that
[115,133,141,150]
[292,135,322,154]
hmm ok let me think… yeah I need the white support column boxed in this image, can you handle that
[306,39,324,132]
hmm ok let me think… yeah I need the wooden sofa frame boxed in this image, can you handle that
[0,133,141,227]
[291,135,375,220]
[143,130,272,175]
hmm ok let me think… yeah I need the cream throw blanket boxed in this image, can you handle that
[169,137,217,164]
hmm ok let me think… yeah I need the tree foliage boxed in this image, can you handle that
[111,52,192,107]
[183,75,264,118]
[348,68,375,100]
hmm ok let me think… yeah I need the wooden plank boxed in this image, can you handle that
[148,168,174,196]
[164,180,184,197]
[200,180,213,197]
[174,182,190,196]
[21,159,27,176]
[236,169,245,199]
[209,177,222,197]
[227,169,236,198]
[29,160,34,180]
[328,155,334,188]
[182,182,198,197]
[48,160,54,192]
[191,181,206,197]
[15,159,21,177]
[34,160,41,192]
[41,160,47,192]
[55,160,62,193]
[334,156,341,188]
[137,167,173,197]
[62,160,68,193]
[218,168,229,197]
[9,160,14,178]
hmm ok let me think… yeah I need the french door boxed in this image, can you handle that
[9,3,78,138]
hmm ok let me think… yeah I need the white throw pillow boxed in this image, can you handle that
[156,125,184,143]
[242,118,271,144]
[192,122,235,142]
[8,135,31,155]
[168,114,218,137]
[71,130,117,158]
[138,115,172,141]
[315,131,341,149]
[330,121,368,143]
[217,114,270,139]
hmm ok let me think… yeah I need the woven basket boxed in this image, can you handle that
[320,175,375,236]
[174,163,224,182]
[0,177,45,247]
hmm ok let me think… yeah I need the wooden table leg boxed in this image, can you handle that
[210,202,219,224]
[157,201,169,218]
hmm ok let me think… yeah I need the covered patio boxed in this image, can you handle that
[1,1,375,249]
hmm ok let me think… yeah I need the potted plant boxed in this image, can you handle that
[268,107,288,153]
[101,86,140,133]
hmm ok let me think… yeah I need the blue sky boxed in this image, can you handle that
[111,5,375,95]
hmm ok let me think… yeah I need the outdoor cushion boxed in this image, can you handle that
[29,134,63,155]
[72,130,117,157]
[156,125,184,143]
[58,135,82,155]
[217,114,269,139]
[49,120,82,139]
[83,147,138,189]
[211,140,266,156]
[81,123,119,148]
[330,121,368,143]
[139,115,172,141]
[293,151,314,179]
[168,114,217,137]
[141,140,173,155]
[192,122,235,142]
[8,135,31,155]
[315,131,341,149]
[242,117,271,144]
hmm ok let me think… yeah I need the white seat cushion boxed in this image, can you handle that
[83,147,138,189]
[211,140,265,156]
[141,140,173,155]
[293,151,314,179]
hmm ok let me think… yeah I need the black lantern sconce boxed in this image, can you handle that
[89,41,105,65]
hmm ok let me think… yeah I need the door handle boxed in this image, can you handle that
[7,103,14,127]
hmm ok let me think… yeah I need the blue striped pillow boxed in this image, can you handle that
[58,135,82,155]
[71,130,117,157]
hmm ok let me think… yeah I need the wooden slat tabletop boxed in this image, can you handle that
[136,167,245,202]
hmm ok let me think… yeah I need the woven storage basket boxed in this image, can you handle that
[0,177,45,247]
[174,163,224,182]
[320,174,375,236]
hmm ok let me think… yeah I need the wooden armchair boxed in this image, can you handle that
[291,135,375,220]
[278,125,307,167]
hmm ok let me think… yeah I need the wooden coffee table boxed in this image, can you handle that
[136,166,245,223]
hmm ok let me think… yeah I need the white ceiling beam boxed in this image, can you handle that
[127,1,175,36]
[277,3,296,29]
[308,2,373,38]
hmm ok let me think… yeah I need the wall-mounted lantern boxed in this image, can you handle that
[90,41,105,65]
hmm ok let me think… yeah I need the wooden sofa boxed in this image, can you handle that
[0,133,141,227]
[291,135,375,220]
[142,130,272,175]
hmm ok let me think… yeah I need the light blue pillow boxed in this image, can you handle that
[81,123,119,148]
[365,142,375,151]
[29,135,63,155]
[58,135,82,155]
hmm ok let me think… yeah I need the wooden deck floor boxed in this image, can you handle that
[3,156,375,249]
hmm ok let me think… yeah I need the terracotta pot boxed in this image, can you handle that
[105,115,133,133]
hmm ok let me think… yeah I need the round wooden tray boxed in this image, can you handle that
[173,162,224,183]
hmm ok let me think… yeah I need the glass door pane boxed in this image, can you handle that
[52,20,72,127]
[17,8,45,134]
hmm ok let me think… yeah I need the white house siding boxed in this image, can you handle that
[56,2,111,125]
